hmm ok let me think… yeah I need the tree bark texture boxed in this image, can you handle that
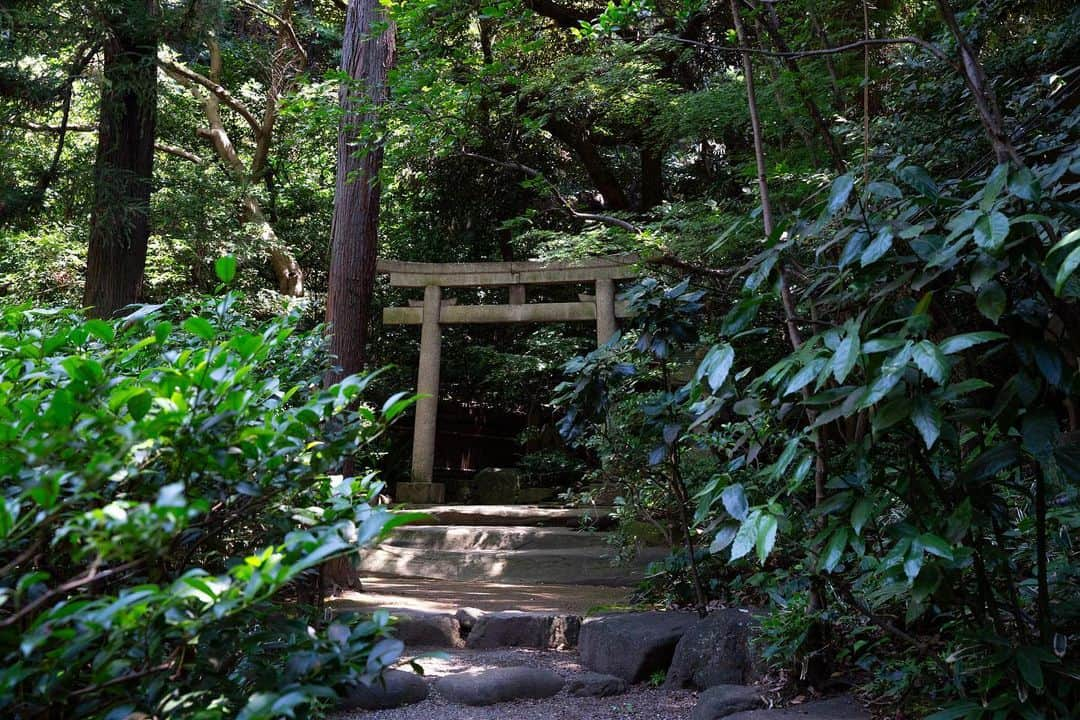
[325,0,395,380]
[84,1,158,318]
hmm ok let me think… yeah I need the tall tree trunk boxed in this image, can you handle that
[321,0,395,594]
[84,1,158,317]
[326,0,395,381]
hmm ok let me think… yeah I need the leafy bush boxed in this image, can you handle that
[558,153,1080,715]
[0,260,418,719]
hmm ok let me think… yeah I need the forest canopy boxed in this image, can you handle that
[1,0,1079,718]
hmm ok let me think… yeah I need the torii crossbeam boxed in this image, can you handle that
[379,254,638,503]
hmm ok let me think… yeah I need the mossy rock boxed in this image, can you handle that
[471,467,522,504]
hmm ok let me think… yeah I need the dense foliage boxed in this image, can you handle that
[0,260,418,718]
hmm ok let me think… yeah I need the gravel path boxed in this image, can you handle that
[333,647,698,720]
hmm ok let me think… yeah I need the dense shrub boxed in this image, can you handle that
[0,260,418,718]
[558,153,1080,716]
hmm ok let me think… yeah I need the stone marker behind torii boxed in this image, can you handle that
[379,254,639,504]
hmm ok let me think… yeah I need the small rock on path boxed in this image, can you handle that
[434,666,564,706]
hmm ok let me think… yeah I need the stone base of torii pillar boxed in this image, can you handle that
[379,255,638,505]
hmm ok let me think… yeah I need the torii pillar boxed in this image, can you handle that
[380,255,637,504]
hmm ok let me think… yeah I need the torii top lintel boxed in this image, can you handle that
[376,253,639,288]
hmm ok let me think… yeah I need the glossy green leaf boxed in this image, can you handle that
[821,527,849,573]
[910,395,941,449]
[975,281,1007,322]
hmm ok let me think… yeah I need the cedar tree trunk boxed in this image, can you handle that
[325,0,395,381]
[84,1,158,317]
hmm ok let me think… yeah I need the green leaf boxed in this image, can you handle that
[851,497,874,536]
[860,227,893,266]
[1015,647,1045,690]
[917,533,953,560]
[925,703,982,720]
[127,391,152,421]
[784,357,826,397]
[1055,245,1080,296]
[84,319,115,343]
[831,332,860,384]
[1008,166,1041,202]
[755,514,778,564]
[827,174,855,216]
[1021,408,1057,460]
[730,514,757,562]
[215,255,237,284]
[867,181,902,199]
[821,527,848,573]
[859,370,904,408]
[838,230,868,270]
[938,331,1006,355]
[182,317,216,341]
[913,340,948,384]
[872,396,912,432]
[980,163,1008,211]
[973,211,1009,251]
[898,165,939,199]
[721,483,749,521]
[976,281,1007,323]
[910,395,942,449]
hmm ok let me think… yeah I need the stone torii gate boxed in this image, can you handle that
[379,254,638,504]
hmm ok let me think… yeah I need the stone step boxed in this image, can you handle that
[406,504,614,528]
[357,544,667,585]
[385,525,613,552]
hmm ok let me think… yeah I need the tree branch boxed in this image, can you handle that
[238,0,308,66]
[158,55,262,133]
[461,150,641,233]
[655,33,956,69]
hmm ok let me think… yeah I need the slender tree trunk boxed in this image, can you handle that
[84,1,158,317]
[730,0,826,506]
[326,0,395,381]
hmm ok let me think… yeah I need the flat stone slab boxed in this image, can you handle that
[666,608,761,689]
[691,684,764,720]
[579,611,698,683]
[466,611,582,649]
[724,696,869,720]
[404,504,613,528]
[391,609,463,648]
[340,669,429,711]
[566,671,629,697]
[434,666,565,706]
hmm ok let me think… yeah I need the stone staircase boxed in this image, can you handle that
[357,504,667,586]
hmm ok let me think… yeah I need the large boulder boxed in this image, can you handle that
[691,684,764,720]
[470,467,522,504]
[724,695,869,720]
[466,611,581,649]
[392,609,463,648]
[578,611,698,683]
[340,670,429,711]
[434,667,564,706]
[566,672,629,698]
[665,608,761,689]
